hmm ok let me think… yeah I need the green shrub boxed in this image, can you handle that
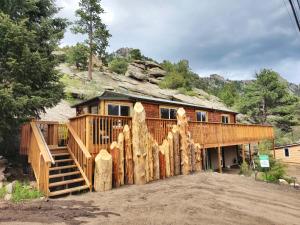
[11,181,42,203]
[108,58,129,74]
[129,49,142,60]
[0,186,6,198]
[240,162,252,176]
[66,43,89,70]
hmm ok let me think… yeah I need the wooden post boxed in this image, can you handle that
[123,125,134,185]
[249,143,252,163]
[218,146,222,173]
[118,133,125,185]
[110,142,120,188]
[94,149,112,192]
[162,139,170,178]
[85,116,91,153]
[202,148,206,171]
[132,102,147,185]
[153,142,160,180]
[190,141,196,172]
[242,144,246,163]
[177,108,190,175]
[159,145,166,179]
[172,125,181,176]
[147,134,154,182]
[168,132,174,176]
[195,144,202,172]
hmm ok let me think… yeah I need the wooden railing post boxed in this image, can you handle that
[85,115,91,153]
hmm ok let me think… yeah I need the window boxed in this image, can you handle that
[284,148,290,157]
[196,111,207,122]
[89,105,98,114]
[160,107,177,119]
[107,104,130,116]
[221,115,230,124]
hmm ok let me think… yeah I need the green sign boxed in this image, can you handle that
[259,155,270,168]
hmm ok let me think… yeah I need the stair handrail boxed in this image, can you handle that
[66,123,93,190]
[30,122,55,165]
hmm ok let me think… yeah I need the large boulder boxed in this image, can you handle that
[125,64,148,81]
[147,67,167,78]
[278,179,289,185]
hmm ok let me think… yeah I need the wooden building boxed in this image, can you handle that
[274,144,300,164]
[20,91,274,197]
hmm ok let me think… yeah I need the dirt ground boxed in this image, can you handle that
[0,172,299,225]
[286,163,300,182]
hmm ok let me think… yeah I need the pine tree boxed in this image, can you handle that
[239,69,299,132]
[72,0,111,80]
[0,0,67,152]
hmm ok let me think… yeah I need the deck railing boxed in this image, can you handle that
[188,121,274,147]
[146,118,177,144]
[28,122,55,196]
[69,114,132,156]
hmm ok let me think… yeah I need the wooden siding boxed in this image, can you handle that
[274,145,300,164]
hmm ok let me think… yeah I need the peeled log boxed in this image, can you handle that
[177,108,190,175]
[110,142,120,188]
[190,141,196,172]
[152,142,160,180]
[94,149,112,192]
[168,132,174,176]
[147,134,154,182]
[159,145,166,179]
[161,139,170,178]
[172,125,181,176]
[195,144,202,172]
[118,133,125,185]
[132,102,147,185]
[123,125,134,185]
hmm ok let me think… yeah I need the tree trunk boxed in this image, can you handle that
[162,139,170,178]
[172,125,181,175]
[118,133,125,185]
[123,125,134,185]
[190,141,196,172]
[94,149,112,192]
[110,142,120,188]
[147,134,154,182]
[152,142,160,180]
[168,132,174,176]
[132,102,147,185]
[195,144,202,172]
[177,108,190,175]
[88,18,93,80]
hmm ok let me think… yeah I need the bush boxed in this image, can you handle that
[11,181,42,202]
[66,43,89,70]
[0,186,6,198]
[108,58,129,74]
[240,162,252,176]
[129,49,142,60]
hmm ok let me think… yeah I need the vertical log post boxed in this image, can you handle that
[159,144,166,179]
[94,149,112,192]
[168,132,174,176]
[177,108,190,175]
[147,135,154,182]
[242,144,246,163]
[172,125,181,176]
[195,144,202,172]
[132,102,147,185]
[153,142,160,180]
[218,146,222,173]
[118,133,125,186]
[123,125,134,185]
[190,141,196,172]
[111,142,120,188]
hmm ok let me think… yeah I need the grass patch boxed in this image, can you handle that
[240,162,252,176]
[11,181,42,203]
[0,186,6,198]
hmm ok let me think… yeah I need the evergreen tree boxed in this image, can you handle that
[239,69,299,132]
[72,0,111,80]
[0,0,67,153]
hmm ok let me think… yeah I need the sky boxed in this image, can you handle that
[56,0,300,84]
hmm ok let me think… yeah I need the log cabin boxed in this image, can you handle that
[273,143,300,164]
[19,90,275,197]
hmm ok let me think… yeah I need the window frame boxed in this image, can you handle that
[106,102,132,117]
[196,110,208,122]
[221,114,230,124]
[159,106,178,120]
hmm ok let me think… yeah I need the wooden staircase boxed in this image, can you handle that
[48,146,89,197]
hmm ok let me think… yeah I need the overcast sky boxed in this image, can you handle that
[56,0,300,83]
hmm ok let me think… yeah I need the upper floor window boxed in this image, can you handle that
[196,111,207,122]
[160,107,177,119]
[284,148,290,157]
[221,115,230,124]
[89,105,98,114]
[108,104,130,116]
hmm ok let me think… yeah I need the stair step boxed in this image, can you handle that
[50,165,76,171]
[49,178,85,188]
[49,146,67,150]
[55,158,73,163]
[52,152,70,157]
[49,185,89,197]
[49,171,80,179]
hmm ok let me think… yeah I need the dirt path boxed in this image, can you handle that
[0,172,299,225]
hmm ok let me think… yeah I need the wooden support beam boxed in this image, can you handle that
[242,144,246,163]
[218,146,222,173]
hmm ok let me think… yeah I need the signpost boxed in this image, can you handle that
[259,155,270,181]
